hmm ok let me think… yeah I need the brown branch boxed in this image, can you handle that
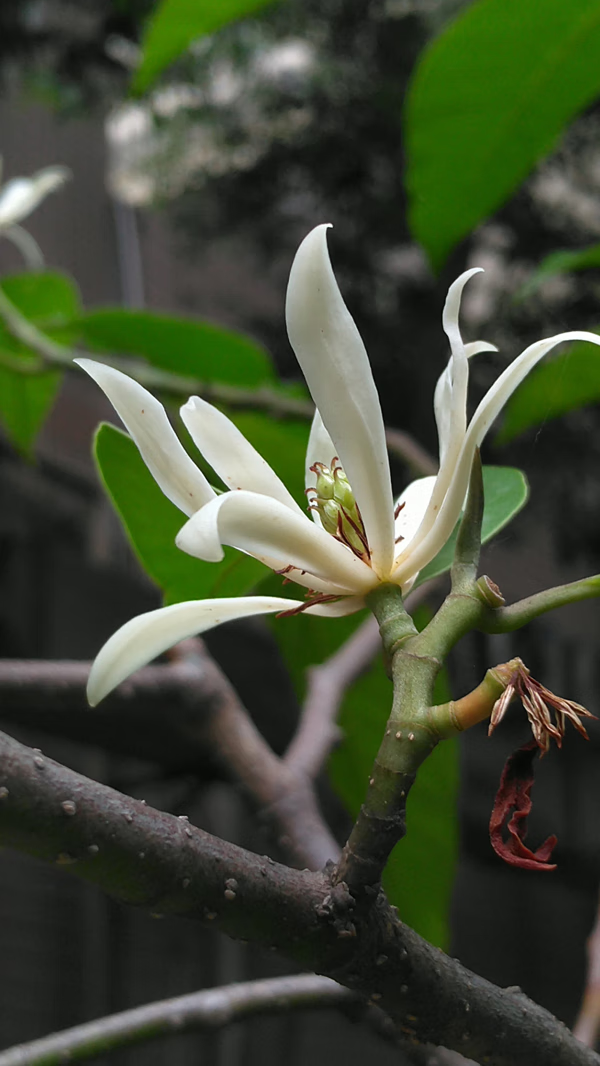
[0,975,355,1066]
[0,646,338,871]
[384,428,438,477]
[0,726,597,1066]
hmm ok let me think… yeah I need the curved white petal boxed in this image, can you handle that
[87,596,311,705]
[464,340,498,358]
[180,396,302,514]
[411,270,484,558]
[394,476,437,556]
[434,337,497,468]
[441,268,483,355]
[76,359,215,516]
[2,225,45,268]
[305,409,337,527]
[285,225,394,576]
[176,490,377,594]
[394,330,600,585]
[306,595,365,617]
[0,166,70,228]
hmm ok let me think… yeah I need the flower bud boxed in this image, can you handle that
[476,574,505,607]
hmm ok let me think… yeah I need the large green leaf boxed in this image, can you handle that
[79,308,275,388]
[133,0,277,94]
[405,0,600,269]
[0,271,81,456]
[416,465,529,585]
[496,337,600,443]
[94,422,268,604]
[519,244,600,299]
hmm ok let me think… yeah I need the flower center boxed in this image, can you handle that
[307,458,370,562]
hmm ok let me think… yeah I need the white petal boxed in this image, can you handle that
[180,396,302,514]
[394,330,600,585]
[442,268,483,355]
[414,270,484,558]
[435,268,483,467]
[76,359,215,516]
[394,476,437,555]
[306,595,365,617]
[0,166,70,228]
[285,225,394,576]
[87,596,312,705]
[176,490,377,594]
[464,340,498,358]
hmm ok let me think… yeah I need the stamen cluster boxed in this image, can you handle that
[306,459,371,562]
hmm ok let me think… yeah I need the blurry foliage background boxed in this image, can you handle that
[2,0,600,959]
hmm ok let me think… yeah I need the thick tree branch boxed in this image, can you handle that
[0,645,338,871]
[0,727,597,1066]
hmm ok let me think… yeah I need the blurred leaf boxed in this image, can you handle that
[416,466,528,585]
[94,422,268,604]
[406,0,600,269]
[328,605,457,948]
[79,308,276,387]
[0,271,81,455]
[133,0,277,94]
[519,244,600,299]
[0,364,62,456]
[496,338,600,443]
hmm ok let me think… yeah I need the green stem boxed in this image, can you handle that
[482,575,600,632]
[334,585,439,894]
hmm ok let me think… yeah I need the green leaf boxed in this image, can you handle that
[405,0,600,269]
[497,337,600,443]
[416,465,529,585]
[78,308,275,388]
[94,422,267,604]
[133,0,277,94]
[328,606,457,949]
[0,271,81,455]
[519,243,600,299]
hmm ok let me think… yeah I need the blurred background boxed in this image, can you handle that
[1,0,600,1062]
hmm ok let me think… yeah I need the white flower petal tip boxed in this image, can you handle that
[0,165,71,229]
[75,358,215,516]
[442,268,483,352]
[464,340,498,357]
[86,596,309,705]
[285,223,394,575]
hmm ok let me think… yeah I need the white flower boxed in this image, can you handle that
[0,161,71,267]
[77,224,600,704]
